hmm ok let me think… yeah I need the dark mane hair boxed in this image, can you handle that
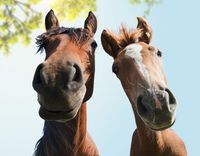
[36,27,92,53]
[34,121,77,156]
[117,26,142,49]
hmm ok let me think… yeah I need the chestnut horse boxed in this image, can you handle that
[32,10,98,156]
[101,17,187,156]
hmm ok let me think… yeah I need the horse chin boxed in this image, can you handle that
[37,86,86,122]
[38,103,81,122]
[140,115,176,131]
[149,120,176,131]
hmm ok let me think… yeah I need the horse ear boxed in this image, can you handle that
[137,17,152,44]
[84,11,97,34]
[45,9,59,31]
[101,30,120,59]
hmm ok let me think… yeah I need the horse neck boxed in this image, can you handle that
[133,111,165,148]
[34,103,87,156]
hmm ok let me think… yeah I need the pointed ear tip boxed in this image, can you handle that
[46,9,55,18]
[48,9,54,14]
[137,16,143,21]
[101,29,109,36]
[86,11,97,23]
[88,11,95,17]
[102,29,106,33]
[137,16,148,23]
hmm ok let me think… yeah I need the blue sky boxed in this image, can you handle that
[0,0,200,155]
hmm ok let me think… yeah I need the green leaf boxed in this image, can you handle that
[129,0,162,16]
[28,0,40,4]
[129,0,142,5]
[0,0,42,54]
[51,0,96,21]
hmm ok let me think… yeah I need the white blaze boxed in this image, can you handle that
[125,44,143,64]
[124,44,151,86]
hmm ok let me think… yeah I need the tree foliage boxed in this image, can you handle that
[0,0,42,55]
[129,0,162,16]
[0,0,96,55]
[51,0,96,21]
[0,0,161,55]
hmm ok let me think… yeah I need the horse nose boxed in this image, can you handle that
[32,62,83,92]
[137,87,177,129]
[137,88,177,117]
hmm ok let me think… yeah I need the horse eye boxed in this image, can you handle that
[112,64,119,75]
[91,41,97,49]
[157,50,162,57]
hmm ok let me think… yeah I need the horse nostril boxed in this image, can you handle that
[158,85,165,91]
[63,63,83,91]
[32,62,84,92]
[72,64,83,83]
[165,88,176,105]
[137,96,148,115]
[32,63,47,91]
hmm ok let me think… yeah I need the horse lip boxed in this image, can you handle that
[147,119,176,131]
[41,106,66,114]
[39,104,81,122]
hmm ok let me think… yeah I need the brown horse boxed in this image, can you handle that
[101,17,187,156]
[32,10,98,156]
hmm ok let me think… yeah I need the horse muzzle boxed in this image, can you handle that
[136,88,177,130]
[32,61,86,122]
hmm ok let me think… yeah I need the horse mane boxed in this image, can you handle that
[33,121,76,156]
[36,27,92,53]
[117,25,142,49]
